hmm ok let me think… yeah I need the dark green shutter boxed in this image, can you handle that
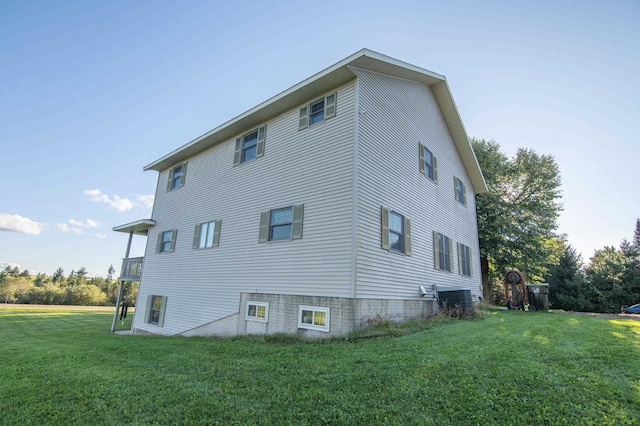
[193,224,201,249]
[325,93,336,119]
[381,206,389,250]
[166,169,174,191]
[213,220,221,247]
[292,204,304,240]
[157,296,167,327]
[433,156,439,183]
[457,243,462,275]
[169,230,177,252]
[404,217,412,256]
[433,231,440,269]
[258,211,269,243]
[454,177,459,202]
[448,237,454,271]
[419,143,425,175]
[462,182,467,206]
[179,162,187,187]
[299,106,308,130]
[233,138,242,166]
[156,233,163,253]
[256,125,266,158]
[145,295,153,323]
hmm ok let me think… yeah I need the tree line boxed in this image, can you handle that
[0,265,138,306]
[473,138,640,312]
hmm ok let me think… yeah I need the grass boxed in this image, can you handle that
[0,308,638,425]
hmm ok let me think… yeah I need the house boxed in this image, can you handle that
[113,49,488,337]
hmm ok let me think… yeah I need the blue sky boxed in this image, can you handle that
[1,0,638,276]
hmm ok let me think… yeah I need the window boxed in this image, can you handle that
[258,204,304,242]
[193,220,221,249]
[166,162,187,191]
[145,295,167,326]
[433,231,453,272]
[380,206,412,255]
[298,93,336,130]
[156,230,177,253]
[246,301,269,322]
[419,143,438,182]
[234,125,266,166]
[458,243,472,277]
[298,306,330,332]
[454,176,467,206]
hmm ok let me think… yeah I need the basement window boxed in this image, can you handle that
[246,301,269,322]
[298,306,330,332]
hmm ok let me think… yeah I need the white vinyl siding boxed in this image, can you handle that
[353,68,481,299]
[134,82,355,335]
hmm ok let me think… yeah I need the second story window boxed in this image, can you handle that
[258,204,304,243]
[298,93,336,130]
[234,125,266,166]
[166,162,187,191]
[380,206,412,255]
[454,177,467,206]
[419,143,438,182]
[156,229,177,253]
[193,220,221,249]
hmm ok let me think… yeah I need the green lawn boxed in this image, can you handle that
[0,308,638,425]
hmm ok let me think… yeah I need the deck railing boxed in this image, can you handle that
[120,257,144,281]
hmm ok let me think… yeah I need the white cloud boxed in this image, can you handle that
[136,195,155,209]
[96,233,107,239]
[0,214,47,235]
[0,261,21,270]
[56,223,84,234]
[69,218,100,228]
[85,189,134,212]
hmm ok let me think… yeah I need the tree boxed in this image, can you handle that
[107,265,116,281]
[52,267,65,283]
[547,244,603,311]
[472,139,563,301]
[586,246,628,312]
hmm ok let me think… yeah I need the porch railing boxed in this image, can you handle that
[120,257,144,281]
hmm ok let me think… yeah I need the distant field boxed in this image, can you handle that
[0,308,638,425]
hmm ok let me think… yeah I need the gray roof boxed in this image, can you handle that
[144,49,487,194]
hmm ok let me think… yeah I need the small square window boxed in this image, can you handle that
[298,306,330,332]
[246,301,269,322]
[299,93,336,130]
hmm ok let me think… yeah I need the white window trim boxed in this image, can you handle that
[246,301,269,323]
[298,306,330,332]
[145,295,167,327]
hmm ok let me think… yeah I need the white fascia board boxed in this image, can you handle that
[113,219,156,235]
